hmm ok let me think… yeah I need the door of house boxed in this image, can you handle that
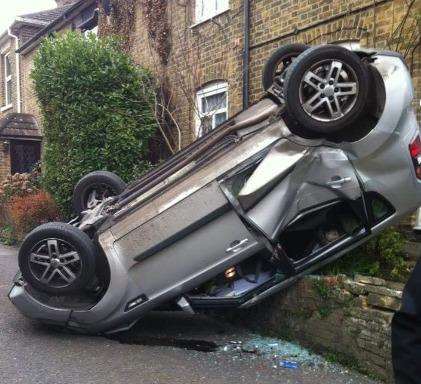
[10,140,41,174]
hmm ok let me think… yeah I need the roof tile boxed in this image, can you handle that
[19,3,77,24]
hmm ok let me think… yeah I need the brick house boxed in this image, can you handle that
[98,0,420,150]
[0,0,99,182]
[0,0,419,181]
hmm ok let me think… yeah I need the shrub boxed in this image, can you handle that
[6,191,60,242]
[321,228,408,282]
[0,170,40,205]
[0,170,41,228]
[32,32,157,214]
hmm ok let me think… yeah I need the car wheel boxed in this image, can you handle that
[284,45,369,134]
[262,43,309,100]
[72,171,126,215]
[18,223,97,295]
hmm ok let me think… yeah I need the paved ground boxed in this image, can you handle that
[0,244,379,384]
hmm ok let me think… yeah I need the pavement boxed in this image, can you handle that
[0,244,379,384]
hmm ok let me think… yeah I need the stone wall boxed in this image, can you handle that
[233,274,404,382]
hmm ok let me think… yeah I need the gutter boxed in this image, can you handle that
[242,0,250,110]
[8,28,21,113]
[16,0,97,55]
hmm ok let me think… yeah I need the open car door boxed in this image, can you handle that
[219,139,374,276]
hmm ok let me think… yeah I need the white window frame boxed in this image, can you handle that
[195,81,228,138]
[3,52,12,109]
[194,0,229,25]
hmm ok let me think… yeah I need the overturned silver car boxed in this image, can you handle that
[9,45,421,334]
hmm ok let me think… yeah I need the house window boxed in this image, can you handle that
[195,0,229,24]
[10,140,41,174]
[196,82,228,137]
[3,53,12,106]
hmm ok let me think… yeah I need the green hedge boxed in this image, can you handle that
[32,32,157,213]
[321,228,408,282]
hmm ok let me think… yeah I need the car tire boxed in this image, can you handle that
[18,222,97,295]
[283,45,370,134]
[262,43,309,96]
[72,171,126,215]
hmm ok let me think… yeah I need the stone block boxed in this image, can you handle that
[354,274,386,286]
[386,281,405,291]
[367,293,401,311]
[364,284,403,299]
[342,280,367,296]
[332,288,353,304]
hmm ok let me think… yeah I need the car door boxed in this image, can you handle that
[219,140,371,275]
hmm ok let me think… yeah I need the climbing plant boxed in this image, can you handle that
[32,32,157,213]
[99,0,137,51]
[141,0,171,65]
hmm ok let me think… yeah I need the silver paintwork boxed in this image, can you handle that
[9,284,71,326]
[245,146,362,239]
[9,50,421,333]
[77,197,114,232]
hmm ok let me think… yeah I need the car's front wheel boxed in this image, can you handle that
[18,223,97,295]
[284,45,369,134]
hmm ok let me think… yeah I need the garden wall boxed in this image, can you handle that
[234,274,404,382]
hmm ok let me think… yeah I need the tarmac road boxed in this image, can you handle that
[0,244,379,384]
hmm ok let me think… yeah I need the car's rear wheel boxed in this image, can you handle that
[262,43,309,100]
[72,171,126,215]
[284,45,369,134]
[18,223,97,295]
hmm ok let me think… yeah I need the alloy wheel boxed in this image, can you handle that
[29,238,82,289]
[299,59,359,122]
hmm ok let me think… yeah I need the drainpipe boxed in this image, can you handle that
[8,28,21,113]
[242,0,250,110]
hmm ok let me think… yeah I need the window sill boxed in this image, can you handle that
[0,104,13,112]
[190,8,230,29]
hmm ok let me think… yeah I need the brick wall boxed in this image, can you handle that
[19,22,73,134]
[0,37,17,182]
[20,49,42,127]
[230,274,404,382]
[0,38,19,116]
[0,142,11,180]
[108,0,420,147]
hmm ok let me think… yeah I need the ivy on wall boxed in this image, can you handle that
[99,0,137,51]
[141,0,171,65]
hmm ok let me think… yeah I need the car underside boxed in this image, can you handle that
[9,44,421,334]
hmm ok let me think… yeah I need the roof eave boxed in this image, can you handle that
[17,0,97,55]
